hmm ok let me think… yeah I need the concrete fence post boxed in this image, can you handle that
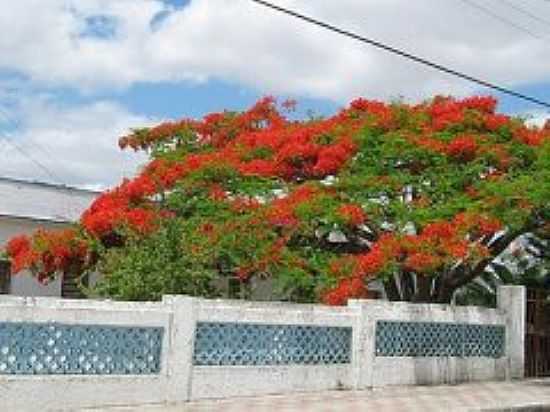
[497,285,526,379]
[162,295,198,403]
[347,299,375,389]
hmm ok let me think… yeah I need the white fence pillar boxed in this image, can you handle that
[162,295,197,402]
[497,285,526,379]
[347,299,376,389]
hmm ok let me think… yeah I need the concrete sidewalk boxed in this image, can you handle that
[82,379,550,412]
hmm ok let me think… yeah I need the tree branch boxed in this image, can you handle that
[383,276,401,301]
[448,224,537,292]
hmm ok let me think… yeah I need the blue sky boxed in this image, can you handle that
[0,0,549,189]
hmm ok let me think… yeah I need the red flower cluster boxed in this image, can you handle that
[5,229,88,283]
[323,277,369,306]
[453,212,502,237]
[266,185,322,227]
[348,98,395,129]
[322,234,399,305]
[399,214,500,273]
[484,114,510,131]
[513,127,548,146]
[322,212,503,305]
[119,98,362,183]
[337,204,367,226]
[81,180,158,238]
[404,252,440,273]
[428,96,497,131]
[119,95,547,199]
[446,135,478,161]
[120,97,285,151]
[5,235,33,274]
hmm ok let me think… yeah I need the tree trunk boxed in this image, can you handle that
[0,259,10,294]
[61,262,88,299]
[382,272,455,304]
[383,277,401,301]
[400,271,415,301]
[413,275,432,302]
[380,225,539,303]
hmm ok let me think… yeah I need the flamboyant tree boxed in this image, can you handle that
[3,96,549,303]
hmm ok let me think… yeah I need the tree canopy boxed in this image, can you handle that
[3,95,549,303]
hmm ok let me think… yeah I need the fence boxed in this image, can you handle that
[0,286,525,411]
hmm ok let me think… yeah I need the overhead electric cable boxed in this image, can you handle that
[500,0,550,30]
[458,0,543,39]
[0,135,64,184]
[0,133,87,217]
[0,108,63,170]
[249,0,550,109]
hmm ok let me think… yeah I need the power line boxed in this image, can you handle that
[0,134,87,217]
[458,0,543,39]
[0,107,73,184]
[0,107,61,169]
[0,135,64,184]
[500,0,550,30]
[249,0,550,109]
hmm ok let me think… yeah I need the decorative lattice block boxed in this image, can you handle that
[193,322,352,366]
[375,321,505,358]
[0,322,164,375]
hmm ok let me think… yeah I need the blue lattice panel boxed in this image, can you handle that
[0,322,164,375]
[193,322,352,366]
[375,321,505,358]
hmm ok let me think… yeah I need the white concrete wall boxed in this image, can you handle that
[191,299,356,400]
[0,287,526,411]
[349,299,509,388]
[0,296,173,411]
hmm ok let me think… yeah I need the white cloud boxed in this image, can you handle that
[1,0,550,101]
[0,97,152,189]
[1,0,549,188]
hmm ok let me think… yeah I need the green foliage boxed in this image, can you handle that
[6,96,548,304]
[91,221,217,301]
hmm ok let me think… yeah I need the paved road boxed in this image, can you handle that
[84,379,550,412]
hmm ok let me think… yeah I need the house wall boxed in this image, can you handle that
[0,178,98,297]
[0,286,525,411]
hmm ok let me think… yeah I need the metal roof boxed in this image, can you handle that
[0,177,99,223]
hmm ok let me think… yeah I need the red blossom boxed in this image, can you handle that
[266,185,322,227]
[238,159,278,177]
[208,184,227,201]
[124,208,157,234]
[338,204,367,226]
[484,114,510,131]
[322,277,369,306]
[5,229,89,280]
[459,96,497,114]
[405,252,440,273]
[5,235,32,274]
[513,127,548,146]
[446,135,478,161]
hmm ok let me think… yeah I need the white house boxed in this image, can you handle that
[0,177,98,297]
